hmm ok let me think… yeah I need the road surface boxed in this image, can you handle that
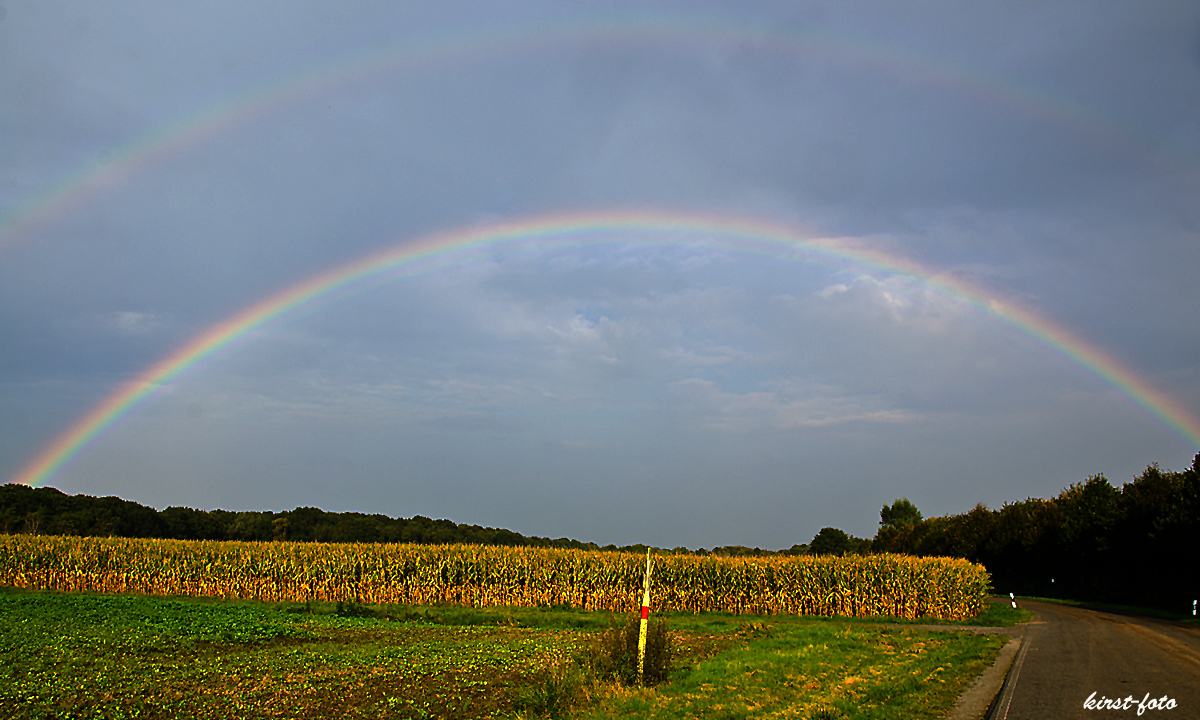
[991,599,1200,719]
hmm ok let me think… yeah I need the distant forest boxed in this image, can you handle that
[0,483,841,557]
[0,485,611,552]
[875,453,1200,615]
[3,451,1197,613]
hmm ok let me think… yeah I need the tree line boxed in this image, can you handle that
[0,482,871,558]
[0,484,607,552]
[873,453,1200,614]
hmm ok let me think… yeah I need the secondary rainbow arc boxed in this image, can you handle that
[0,19,1173,257]
[11,209,1200,489]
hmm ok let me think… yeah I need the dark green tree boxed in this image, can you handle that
[809,527,854,556]
[880,497,922,529]
[978,497,1058,596]
[1108,461,1200,610]
[1051,474,1119,599]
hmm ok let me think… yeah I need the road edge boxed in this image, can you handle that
[943,633,1023,720]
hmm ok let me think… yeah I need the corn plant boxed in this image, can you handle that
[0,534,989,620]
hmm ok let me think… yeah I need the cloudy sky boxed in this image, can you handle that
[2,1,1198,549]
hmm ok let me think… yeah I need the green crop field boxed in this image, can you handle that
[0,587,1026,719]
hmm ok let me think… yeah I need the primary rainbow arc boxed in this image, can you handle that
[11,209,1200,489]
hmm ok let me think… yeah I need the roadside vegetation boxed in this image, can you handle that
[0,588,1023,720]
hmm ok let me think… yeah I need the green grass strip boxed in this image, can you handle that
[571,621,1005,720]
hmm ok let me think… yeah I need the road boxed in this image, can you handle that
[991,599,1200,719]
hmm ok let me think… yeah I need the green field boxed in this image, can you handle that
[0,587,1028,719]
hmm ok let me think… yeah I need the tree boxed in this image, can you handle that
[1052,474,1118,599]
[880,498,922,529]
[809,527,854,556]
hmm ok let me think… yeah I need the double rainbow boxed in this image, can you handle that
[5,20,1196,486]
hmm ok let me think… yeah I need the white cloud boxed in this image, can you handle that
[671,377,913,433]
[108,310,163,335]
[801,273,971,332]
[818,283,849,298]
[658,344,749,368]
[545,313,641,366]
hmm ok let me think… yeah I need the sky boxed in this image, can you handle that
[2,1,1199,550]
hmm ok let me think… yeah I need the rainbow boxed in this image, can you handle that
[11,209,1200,488]
[0,19,1171,257]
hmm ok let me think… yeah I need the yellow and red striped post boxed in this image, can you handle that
[637,548,653,683]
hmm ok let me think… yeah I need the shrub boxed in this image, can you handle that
[589,613,673,686]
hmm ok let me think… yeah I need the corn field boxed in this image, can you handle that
[0,534,990,620]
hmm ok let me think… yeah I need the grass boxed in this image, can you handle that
[570,623,1005,720]
[559,599,1023,720]
[0,588,1017,719]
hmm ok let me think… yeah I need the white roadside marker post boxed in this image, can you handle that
[1010,592,1017,609]
[1193,599,1196,617]
[637,549,653,684]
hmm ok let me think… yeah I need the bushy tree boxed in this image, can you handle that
[809,527,854,556]
[874,498,925,555]
[880,498,922,528]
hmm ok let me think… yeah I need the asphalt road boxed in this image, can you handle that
[991,599,1200,719]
